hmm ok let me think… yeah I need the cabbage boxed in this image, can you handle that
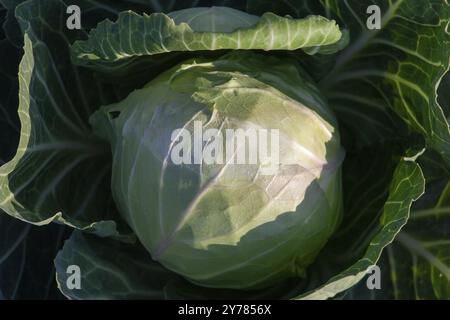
[0,1,448,300]
[91,52,344,289]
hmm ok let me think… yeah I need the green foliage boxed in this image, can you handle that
[0,0,448,299]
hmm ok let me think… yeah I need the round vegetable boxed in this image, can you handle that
[91,51,344,289]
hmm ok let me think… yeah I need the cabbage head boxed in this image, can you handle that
[91,51,344,289]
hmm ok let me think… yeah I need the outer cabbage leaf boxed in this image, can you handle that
[0,1,69,299]
[298,149,424,299]
[249,0,450,161]
[344,151,450,300]
[0,0,137,238]
[71,6,343,70]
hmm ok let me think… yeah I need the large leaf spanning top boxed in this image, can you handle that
[71,7,342,70]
